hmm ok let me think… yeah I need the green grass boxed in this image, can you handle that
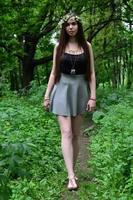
[86,89,133,200]
[0,86,133,200]
[0,93,65,200]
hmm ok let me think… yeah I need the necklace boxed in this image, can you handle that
[68,49,80,75]
[70,55,77,75]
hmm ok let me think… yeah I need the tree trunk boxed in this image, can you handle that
[122,51,126,87]
[20,34,53,90]
[10,71,19,91]
[127,21,133,89]
[22,59,34,90]
[21,34,37,90]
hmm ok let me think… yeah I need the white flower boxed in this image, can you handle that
[58,13,81,28]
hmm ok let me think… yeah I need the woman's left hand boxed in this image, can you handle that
[86,99,96,112]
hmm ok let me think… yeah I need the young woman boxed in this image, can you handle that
[43,13,96,191]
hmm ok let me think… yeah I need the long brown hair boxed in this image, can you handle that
[55,16,91,83]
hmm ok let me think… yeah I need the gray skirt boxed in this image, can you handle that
[49,73,89,117]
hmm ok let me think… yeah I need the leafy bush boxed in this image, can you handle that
[88,90,133,199]
[95,87,132,111]
[0,174,11,200]
[0,94,65,199]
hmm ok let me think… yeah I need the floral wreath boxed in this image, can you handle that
[58,12,81,28]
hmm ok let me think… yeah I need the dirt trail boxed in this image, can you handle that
[61,117,93,200]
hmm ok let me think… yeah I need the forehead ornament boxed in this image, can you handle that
[58,13,81,28]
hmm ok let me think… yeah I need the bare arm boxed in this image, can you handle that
[87,42,96,100]
[44,43,58,99]
[86,42,96,111]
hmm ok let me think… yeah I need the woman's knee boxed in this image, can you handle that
[61,128,73,139]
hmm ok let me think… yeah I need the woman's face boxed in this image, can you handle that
[65,17,78,37]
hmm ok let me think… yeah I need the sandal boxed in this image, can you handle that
[67,176,78,191]
[74,176,78,180]
[67,175,78,180]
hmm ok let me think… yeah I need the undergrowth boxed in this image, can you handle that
[87,88,133,200]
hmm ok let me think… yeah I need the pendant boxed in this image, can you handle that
[71,69,76,75]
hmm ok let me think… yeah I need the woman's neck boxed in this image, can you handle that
[68,37,77,43]
[66,37,81,52]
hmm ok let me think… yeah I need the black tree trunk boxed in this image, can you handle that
[21,34,37,90]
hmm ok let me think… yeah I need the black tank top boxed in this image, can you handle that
[60,52,88,75]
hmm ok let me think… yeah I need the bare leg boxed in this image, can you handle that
[58,116,74,177]
[58,116,77,189]
[72,115,82,169]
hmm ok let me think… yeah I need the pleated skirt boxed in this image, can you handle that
[49,73,89,117]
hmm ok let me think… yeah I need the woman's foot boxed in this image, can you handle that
[67,175,78,181]
[67,176,78,191]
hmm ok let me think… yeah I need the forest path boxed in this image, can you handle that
[61,116,93,200]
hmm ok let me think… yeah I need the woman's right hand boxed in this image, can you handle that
[43,98,50,111]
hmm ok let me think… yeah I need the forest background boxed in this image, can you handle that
[0,0,133,200]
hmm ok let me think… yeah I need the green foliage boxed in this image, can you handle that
[92,111,105,124]
[95,86,132,111]
[25,80,47,104]
[0,91,65,199]
[88,89,133,199]
[1,0,132,91]
[1,84,133,199]
[0,142,34,179]
[0,174,11,200]
[10,175,65,200]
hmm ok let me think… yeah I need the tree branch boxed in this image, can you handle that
[86,16,130,42]
[38,21,57,39]
[33,55,53,66]
[95,44,130,61]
